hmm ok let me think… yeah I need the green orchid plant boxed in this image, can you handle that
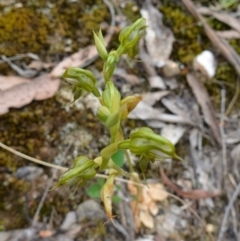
[56,18,183,221]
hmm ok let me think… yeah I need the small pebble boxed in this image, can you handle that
[206,223,215,233]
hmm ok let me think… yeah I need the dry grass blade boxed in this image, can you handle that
[186,73,222,146]
[198,7,240,34]
[225,78,240,115]
[216,30,240,39]
[181,0,240,77]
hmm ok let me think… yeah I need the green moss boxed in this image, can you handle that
[0,0,109,58]
[160,4,208,64]
[0,8,51,56]
[0,170,29,230]
[229,39,240,55]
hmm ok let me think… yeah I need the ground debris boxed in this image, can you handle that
[187,72,222,146]
[128,181,168,231]
[0,74,60,115]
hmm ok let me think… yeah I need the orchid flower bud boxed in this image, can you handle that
[120,94,142,120]
[117,18,147,58]
[62,67,101,98]
[120,127,183,161]
[54,156,97,188]
[101,81,122,142]
[103,50,119,82]
[93,29,108,61]
[102,81,121,113]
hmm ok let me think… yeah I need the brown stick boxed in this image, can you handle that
[159,164,222,200]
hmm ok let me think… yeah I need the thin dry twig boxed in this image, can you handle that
[225,78,240,116]
[217,182,240,241]
[1,55,37,78]
[0,141,139,186]
[216,30,240,39]
[220,88,227,177]
[0,53,39,64]
[0,142,66,171]
[197,7,240,34]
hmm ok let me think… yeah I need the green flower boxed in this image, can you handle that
[62,67,101,98]
[54,156,97,188]
[119,127,183,161]
[117,18,147,58]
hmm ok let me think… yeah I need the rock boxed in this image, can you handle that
[76,200,106,222]
[231,144,240,163]
[193,50,216,78]
[16,166,43,181]
[162,60,180,78]
[135,235,154,241]
[0,231,11,241]
[60,211,77,230]
[156,205,187,238]
[54,234,73,241]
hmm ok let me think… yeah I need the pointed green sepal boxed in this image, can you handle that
[93,30,108,61]
[103,50,119,82]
